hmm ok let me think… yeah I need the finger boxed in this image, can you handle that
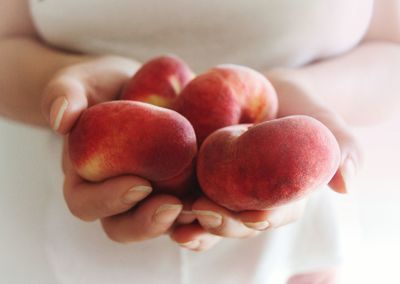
[101,194,182,243]
[312,111,363,193]
[41,56,139,135]
[192,197,256,238]
[62,136,77,177]
[175,195,196,225]
[61,136,153,221]
[170,223,222,252]
[64,173,152,222]
[329,131,362,194]
[239,198,307,230]
[42,76,88,134]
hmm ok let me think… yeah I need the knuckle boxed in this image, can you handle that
[101,221,129,244]
[67,202,95,222]
[103,228,123,243]
[43,77,68,100]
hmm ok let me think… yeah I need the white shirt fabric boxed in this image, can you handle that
[16,0,372,283]
[30,0,372,72]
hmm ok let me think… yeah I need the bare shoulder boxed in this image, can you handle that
[365,0,400,42]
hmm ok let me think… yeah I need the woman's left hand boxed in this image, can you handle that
[169,68,363,251]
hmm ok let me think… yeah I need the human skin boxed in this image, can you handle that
[1,1,400,282]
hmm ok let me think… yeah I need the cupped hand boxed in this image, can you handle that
[42,56,184,243]
[266,68,363,194]
[41,56,139,134]
[171,68,363,252]
[170,196,306,252]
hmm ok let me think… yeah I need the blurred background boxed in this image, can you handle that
[0,114,399,284]
[342,116,400,283]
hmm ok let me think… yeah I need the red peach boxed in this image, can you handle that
[197,115,340,211]
[121,55,194,108]
[173,64,278,144]
[69,101,197,196]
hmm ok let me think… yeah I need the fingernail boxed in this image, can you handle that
[176,210,196,224]
[122,185,152,205]
[339,157,356,194]
[193,210,222,228]
[153,204,183,224]
[50,97,68,131]
[343,158,356,184]
[244,221,270,231]
[179,240,200,250]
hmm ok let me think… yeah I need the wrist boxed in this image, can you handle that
[265,68,329,117]
[265,67,351,134]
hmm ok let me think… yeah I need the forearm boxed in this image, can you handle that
[267,41,400,125]
[0,37,88,126]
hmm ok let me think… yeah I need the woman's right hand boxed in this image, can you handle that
[42,56,183,243]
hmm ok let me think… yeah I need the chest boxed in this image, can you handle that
[31,0,373,69]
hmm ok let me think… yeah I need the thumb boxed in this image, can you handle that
[329,158,357,194]
[41,76,88,134]
[313,111,363,194]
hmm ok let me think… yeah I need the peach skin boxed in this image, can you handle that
[69,101,197,196]
[173,64,278,144]
[197,115,341,211]
[120,55,194,108]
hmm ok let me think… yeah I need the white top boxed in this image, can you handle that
[30,0,373,72]
[22,0,372,283]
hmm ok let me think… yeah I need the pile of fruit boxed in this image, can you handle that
[69,55,340,212]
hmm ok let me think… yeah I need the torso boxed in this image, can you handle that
[30,0,374,72]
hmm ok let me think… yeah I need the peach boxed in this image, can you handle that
[173,64,278,144]
[121,55,194,108]
[197,115,340,211]
[69,101,197,196]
